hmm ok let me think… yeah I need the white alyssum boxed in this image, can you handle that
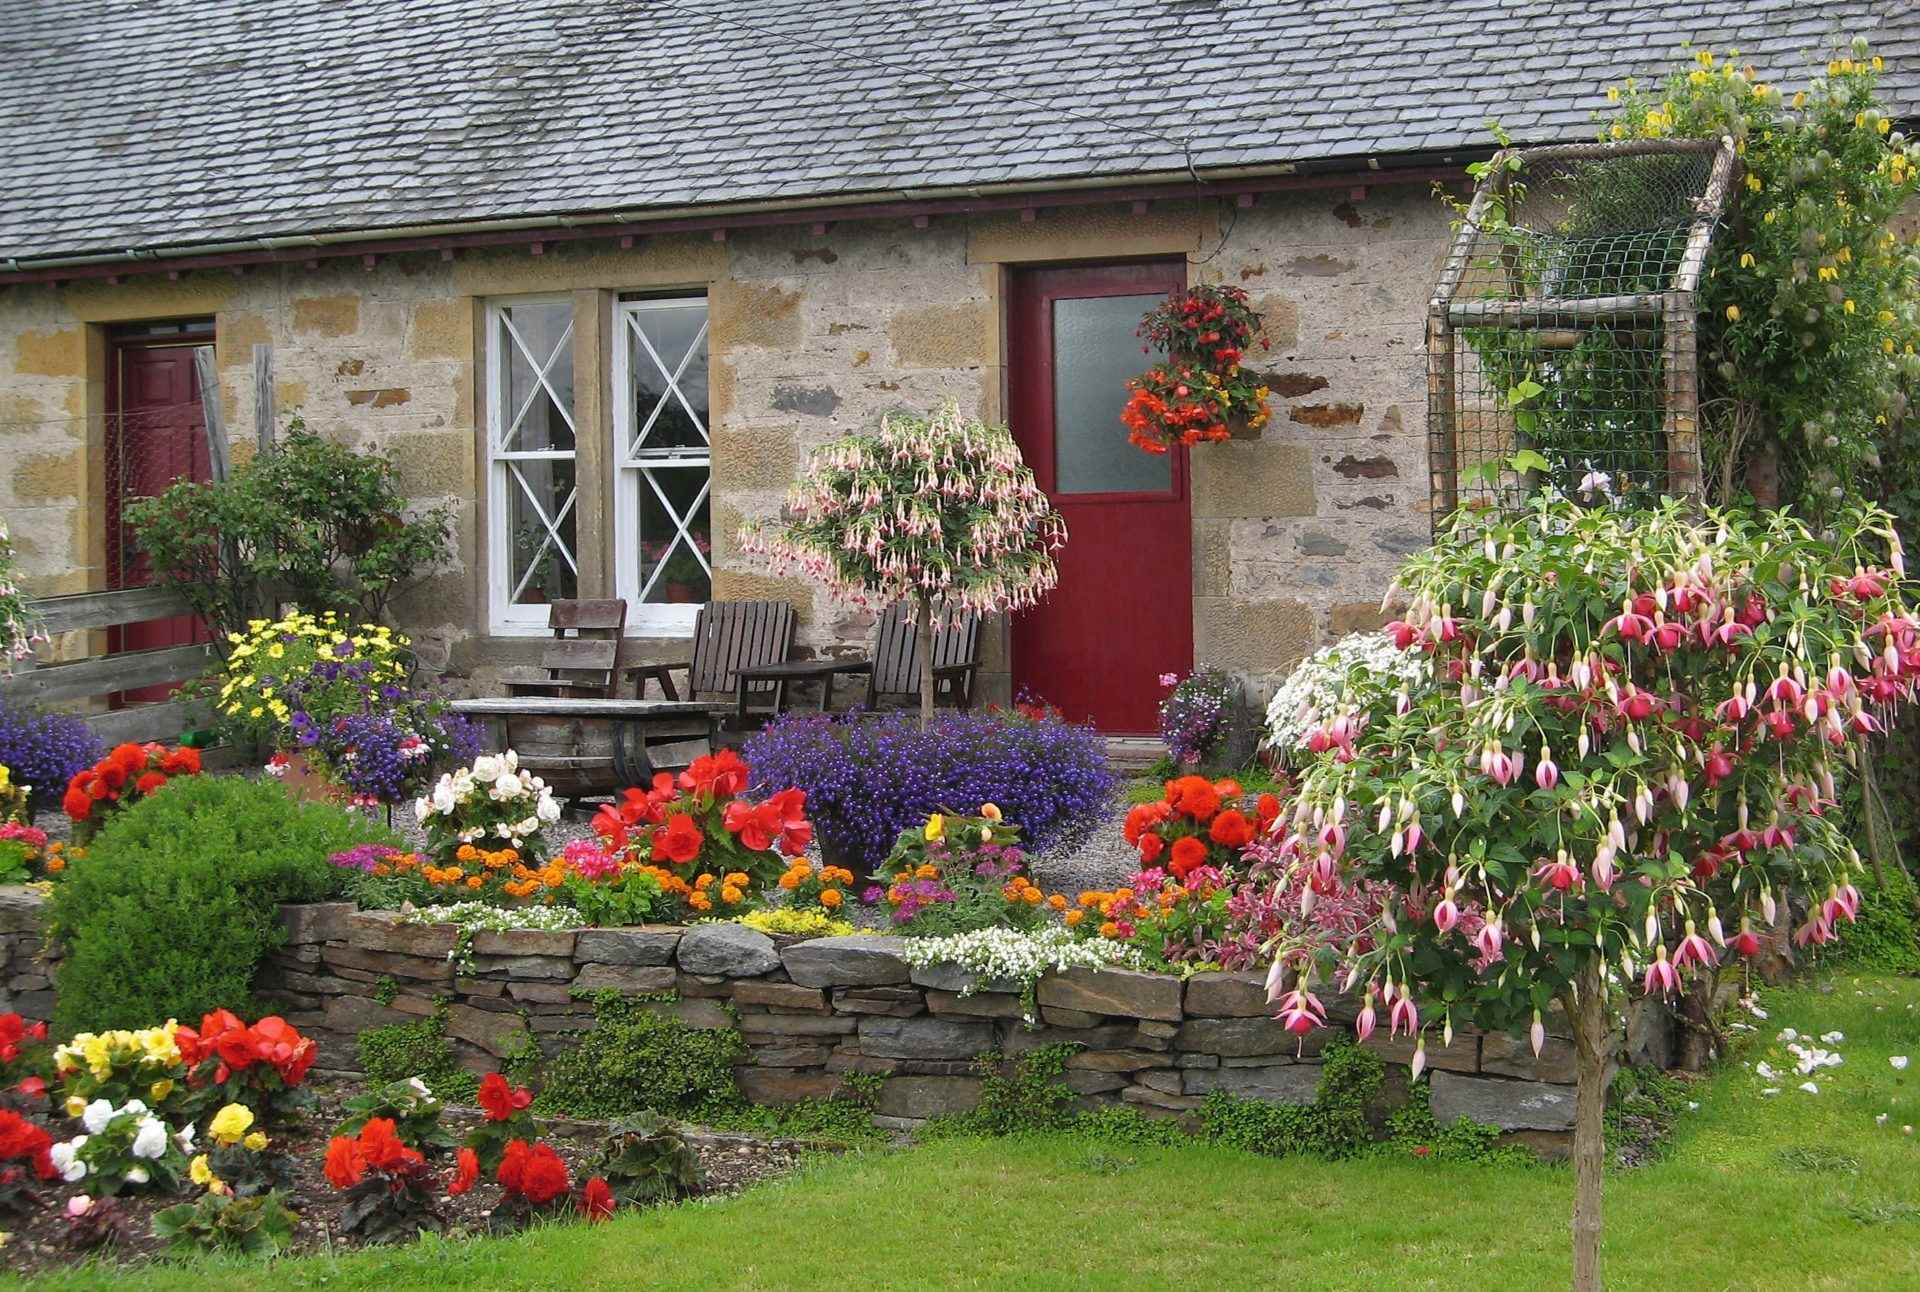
[401,902,586,934]
[900,927,1143,1021]
[1262,631,1427,757]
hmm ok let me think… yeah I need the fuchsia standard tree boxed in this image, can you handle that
[1267,496,1913,1291]
[740,401,1066,726]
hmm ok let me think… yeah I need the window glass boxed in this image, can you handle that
[1053,293,1172,494]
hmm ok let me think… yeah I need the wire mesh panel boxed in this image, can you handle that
[1427,138,1737,527]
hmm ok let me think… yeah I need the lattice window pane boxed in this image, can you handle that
[616,298,712,626]
[489,298,578,626]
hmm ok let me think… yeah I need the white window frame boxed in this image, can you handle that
[485,295,578,634]
[612,296,712,637]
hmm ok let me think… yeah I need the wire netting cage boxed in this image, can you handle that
[1427,137,1738,528]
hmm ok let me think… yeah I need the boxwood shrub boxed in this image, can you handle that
[49,775,393,1033]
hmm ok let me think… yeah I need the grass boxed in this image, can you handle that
[14,974,1920,1292]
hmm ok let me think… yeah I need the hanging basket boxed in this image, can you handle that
[1121,287,1273,454]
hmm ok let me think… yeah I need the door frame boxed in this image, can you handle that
[1005,258,1193,730]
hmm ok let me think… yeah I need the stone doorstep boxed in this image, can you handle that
[874,1074,983,1120]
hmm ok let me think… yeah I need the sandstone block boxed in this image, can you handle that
[1036,967,1182,1022]
[574,927,682,966]
[783,936,911,988]
[675,923,781,977]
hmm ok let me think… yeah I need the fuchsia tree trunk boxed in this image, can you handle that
[1566,958,1609,1292]
[914,595,936,730]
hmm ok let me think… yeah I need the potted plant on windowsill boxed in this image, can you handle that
[1121,284,1272,454]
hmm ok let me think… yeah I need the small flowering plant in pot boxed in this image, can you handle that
[60,742,202,841]
[1157,666,1256,772]
[871,807,1062,935]
[1269,497,1916,1292]
[590,751,812,918]
[414,749,563,865]
[1121,285,1272,453]
[1122,775,1281,882]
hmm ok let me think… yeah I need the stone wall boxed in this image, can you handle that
[0,178,1450,704]
[0,885,1611,1147]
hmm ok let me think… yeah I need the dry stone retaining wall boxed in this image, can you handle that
[0,887,1585,1145]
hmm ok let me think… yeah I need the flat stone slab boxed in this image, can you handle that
[278,902,354,945]
[347,910,457,959]
[857,1015,993,1060]
[1480,1029,1577,1084]
[572,963,677,994]
[574,927,682,966]
[1182,1061,1321,1104]
[908,961,1020,994]
[676,923,781,977]
[1174,1016,1299,1058]
[1036,967,1183,1022]
[1430,1071,1576,1131]
[1181,971,1273,1017]
[782,935,910,988]
[470,927,577,958]
[875,1074,983,1120]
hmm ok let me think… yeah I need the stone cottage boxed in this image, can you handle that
[2,2,1916,731]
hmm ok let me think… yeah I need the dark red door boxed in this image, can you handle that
[107,339,212,700]
[1009,262,1192,733]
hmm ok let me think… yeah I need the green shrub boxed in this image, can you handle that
[357,1016,478,1104]
[1826,866,1920,973]
[49,776,393,1033]
[535,998,744,1120]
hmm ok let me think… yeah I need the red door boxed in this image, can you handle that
[107,338,212,700]
[1009,262,1192,733]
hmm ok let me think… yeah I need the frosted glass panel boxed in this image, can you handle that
[1053,294,1172,494]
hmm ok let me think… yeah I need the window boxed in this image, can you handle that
[614,297,711,634]
[486,297,577,631]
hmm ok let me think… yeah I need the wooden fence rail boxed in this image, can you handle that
[1,588,211,746]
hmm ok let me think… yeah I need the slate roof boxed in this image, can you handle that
[1,0,1916,263]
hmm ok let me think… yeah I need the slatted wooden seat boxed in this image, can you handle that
[504,599,628,698]
[733,601,981,714]
[627,600,796,725]
[863,601,980,710]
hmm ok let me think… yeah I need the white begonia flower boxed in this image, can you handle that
[431,781,457,814]
[124,1166,150,1184]
[120,1100,147,1117]
[173,1124,196,1154]
[81,1099,115,1135]
[130,1117,168,1159]
[407,1078,431,1096]
[490,770,523,801]
[495,823,515,839]
[536,794,562,823]
[1891,1056,1909,1071]
[504,749,519,771]
[514,816,540,837]
[414,796,432,824]
[472,755,502,782]
[50,1138,88,1181]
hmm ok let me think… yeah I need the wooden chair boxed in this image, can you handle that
[863,601,980,710]
[733,601,981,715]
[627,600,796,727]
[504,599,627,698]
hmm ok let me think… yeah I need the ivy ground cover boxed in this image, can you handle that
[11,973,1916,1292]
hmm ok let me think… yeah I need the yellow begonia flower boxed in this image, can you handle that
[209,1103,255,1145]
[924,814,944,842]
[243,1131,269,1152]
[149,1079,174,1103]
[1739,252,1755,269]
[1746,173,1763,192]
[1725,305,1741,322]
[189,1155,214,1187]
[65,1095,87,1118]
[1843,300,1856,314]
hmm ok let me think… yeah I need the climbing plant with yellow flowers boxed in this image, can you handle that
[1602,37,1920,514]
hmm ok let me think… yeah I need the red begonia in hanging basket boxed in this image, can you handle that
[1121,285,1272,454]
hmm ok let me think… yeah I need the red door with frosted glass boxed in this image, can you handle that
[1009,262,1191,733]
[107,340,211,699]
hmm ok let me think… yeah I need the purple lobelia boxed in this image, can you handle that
[742,708,1115,873]
[0,700,102,814]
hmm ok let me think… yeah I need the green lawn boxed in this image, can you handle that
[15,974,1920,1292]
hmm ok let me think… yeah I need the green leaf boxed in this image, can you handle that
[1506,378,1546,408]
